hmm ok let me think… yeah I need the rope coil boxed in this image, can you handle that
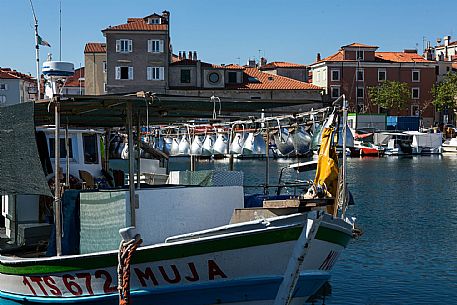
[118,234,142,305]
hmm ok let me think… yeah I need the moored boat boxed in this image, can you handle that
[442,137,457,153]
[0,89,355,305]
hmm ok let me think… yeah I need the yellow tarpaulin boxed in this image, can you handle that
[314,127,339,214]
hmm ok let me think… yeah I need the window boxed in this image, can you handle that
[0,84,7,90]
[331,69,340,81]
[115,66,133,80]
[412,88,420,99]
[412,70,420,82]
[356,50,364,60]
[147,40,164,53]
[250,96,261,100]
[147,17,161,24]
[49,138,73,159]
[103,83,107,93]
[331,86,340,98]
[180,69,191,83]
[0,95,5,105]
[411,105,420,116]
[103,61,107,73]
[83,134,98,164]
[208,72,220,84]
[357,69,364,81]
[115,39,132,53]
[147,67,164,80]
[378,69,386,81]
[228,71,237,83]
[357,87,364,99]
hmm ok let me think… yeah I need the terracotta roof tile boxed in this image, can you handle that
[223,64,245,70]
[313,50,434,64]
[227,68,321,90]
[0,68,35,82]
[342,42,379,48]
[64,67,84,87]
[375,52,433,63]
[127,18,143,23]
[84,42,106,53]
[261,62,306,69]
[103,21,167,32]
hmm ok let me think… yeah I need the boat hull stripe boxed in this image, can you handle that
[0,225,351,275]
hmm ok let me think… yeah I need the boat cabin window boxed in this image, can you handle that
[49,138,73,159]
[83,134,99,164]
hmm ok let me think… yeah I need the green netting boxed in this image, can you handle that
[79,190,130,254]
[0,103,52,196]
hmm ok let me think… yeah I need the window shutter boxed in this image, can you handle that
[115,67,121,80]
[147,67,152,80]
[159,40,164,53]
[128,67,133,80]
[116,40,121,52]
[159,67,165,80]
[128,40,133,52]
[147,40,152,53]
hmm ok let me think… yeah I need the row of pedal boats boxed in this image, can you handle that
[144,126,314,157]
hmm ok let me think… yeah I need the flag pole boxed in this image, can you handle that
[30,0,40,100]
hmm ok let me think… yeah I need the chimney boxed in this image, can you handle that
[247,59,256,67]
[188,51,193,60]
[444,35,451,46]
[178,51,182,60]
[193,51,197,61]
[182,51,186,59]
[162,10,170,23]
[260,57,267,67]
[316,53,321,61]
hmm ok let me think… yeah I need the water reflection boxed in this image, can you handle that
[168,156,457,304]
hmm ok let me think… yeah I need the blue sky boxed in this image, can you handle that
[1,0,456,76]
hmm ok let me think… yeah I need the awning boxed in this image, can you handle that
[34,92,317,128]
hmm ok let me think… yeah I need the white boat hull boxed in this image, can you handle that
[0,214,352,304]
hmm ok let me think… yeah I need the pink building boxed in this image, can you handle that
[310,43,437,127]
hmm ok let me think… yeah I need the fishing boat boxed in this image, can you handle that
[0,84,355,305]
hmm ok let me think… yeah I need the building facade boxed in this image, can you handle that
[102,12,171,95]
[260,61,308,82]
[84,11,323,109]
[310,43,437,127]
[0,68,37,106]
[84,43,106,95]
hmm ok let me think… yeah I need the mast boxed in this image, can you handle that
[54,96,62,256]
[30,0,40,100]
[341,94,348,218]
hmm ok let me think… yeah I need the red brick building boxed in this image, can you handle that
[309,43,437,127]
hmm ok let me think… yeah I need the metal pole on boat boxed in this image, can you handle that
[54,96,62,256]
[341,95,348,219]
[126,102,136,226]
[136,114,141,189]
[65,125,70,187]
[264,123,270,195]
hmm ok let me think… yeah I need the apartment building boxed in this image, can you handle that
[309,43,437,126]
[0,68,37,106]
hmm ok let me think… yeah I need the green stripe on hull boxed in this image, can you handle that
[316,226,352,247]
[0,223,351,275]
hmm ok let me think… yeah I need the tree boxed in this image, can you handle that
[433,72,457,111]
[367,80,410,111]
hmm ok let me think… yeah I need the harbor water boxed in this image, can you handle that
[170,155,457,304]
